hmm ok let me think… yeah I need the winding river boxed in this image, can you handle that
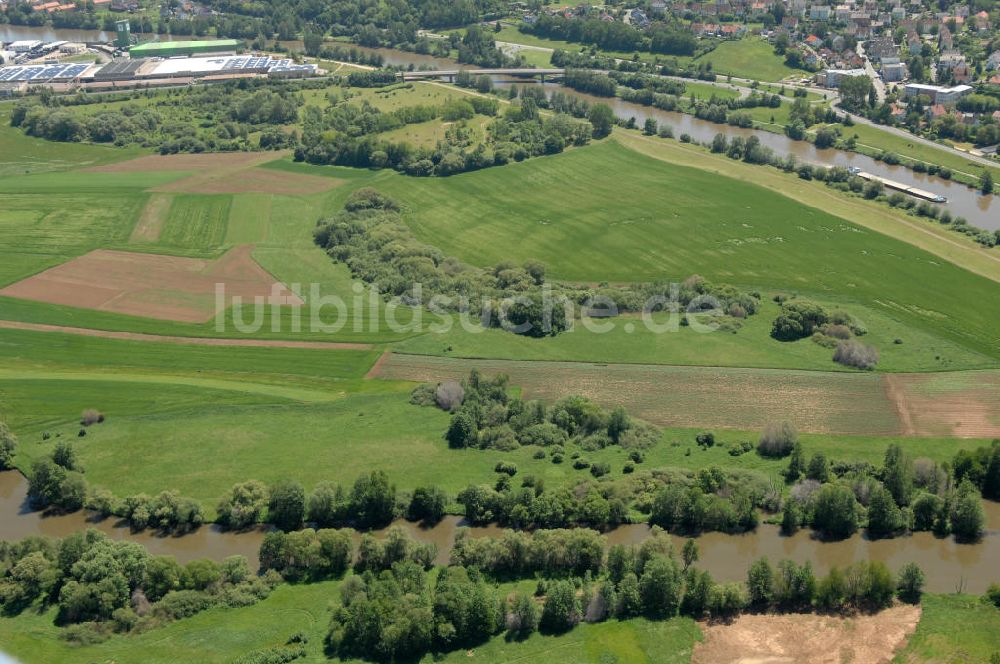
[2,471,998,593]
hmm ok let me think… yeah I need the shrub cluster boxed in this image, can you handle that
[440,370,658,452]
[0,530,276,643]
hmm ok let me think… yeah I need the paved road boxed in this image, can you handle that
[857,41,886,103]
[832,101,999,171]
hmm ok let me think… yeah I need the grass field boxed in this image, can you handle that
[0,576,702,664]
[372,352,1000,438]
[0,107,141,177]
[393,295,995,373]
[692,39,809,82]
[375,140,1000,362]
[894,594,1000,663]
[835,122,1000,183]
[155,194,232,256]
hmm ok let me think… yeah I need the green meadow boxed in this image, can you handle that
[894,594,1000,663]
[692,39,809,82]
[376,140,1000,362]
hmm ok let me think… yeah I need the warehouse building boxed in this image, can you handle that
[128,39,240,58]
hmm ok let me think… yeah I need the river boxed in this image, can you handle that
[2,471,999,593]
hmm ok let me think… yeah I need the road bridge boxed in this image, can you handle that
[401,68,565,82]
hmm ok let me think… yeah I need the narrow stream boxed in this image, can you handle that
[2,471,998,593]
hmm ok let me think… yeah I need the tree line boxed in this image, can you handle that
[325,526,930,662]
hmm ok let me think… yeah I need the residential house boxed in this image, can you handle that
[937,51,966,72]
[937,25,952,50]
[906,29,921,54]
[720,24,745,39]
[987,51,1000,72]
[650,0,668,15]
[973,11,990,33]
[820,67,868,87]
[809,5,831,21]
[804,34,823,48]
[881,57,906,81]
[867,36,898,62]
[629,8,650,28]
[890,6,906,22]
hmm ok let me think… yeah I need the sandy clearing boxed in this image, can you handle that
[691,605,921,664]
[0,320,373,350]
[129,193,173,243]
[0,245,303,324]
[152,167,342,195]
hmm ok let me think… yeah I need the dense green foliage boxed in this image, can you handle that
[11,81,305,153]
[0,530,275,643]
[295,86,595,176]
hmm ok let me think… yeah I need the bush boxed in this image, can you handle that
[494,461,518,476]
[832,340,879,370]
[590,462,611,478]
[80,409,104,426]
[758,422,798,458]
[434,381,465,411]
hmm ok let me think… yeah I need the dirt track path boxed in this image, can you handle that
[883,374,916,436]
[0,320,374,350]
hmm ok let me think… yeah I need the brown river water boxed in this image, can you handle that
[2,471,998,593]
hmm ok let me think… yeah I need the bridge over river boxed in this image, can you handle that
[401,68,565,82]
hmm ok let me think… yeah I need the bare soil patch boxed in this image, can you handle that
[887,371,1000,438]
[154,168,342,195]
[129,193,172,243]
[0,245,303,323]
[370,354,902,436]
[691,605,921,664]
[0,320,373,350]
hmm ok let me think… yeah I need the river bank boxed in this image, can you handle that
[2,471,998,593]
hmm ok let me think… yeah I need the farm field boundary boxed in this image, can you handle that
[371,352,1000,437]
[0,320,374,350]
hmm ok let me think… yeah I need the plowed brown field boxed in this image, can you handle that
[0,245,301,323]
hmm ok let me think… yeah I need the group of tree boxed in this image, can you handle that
[326,524,928,662]
[438,369,659,453]
[768,297,877,369]
[521,13,698,56]
[216,470,400,532]
[775,440,989,542]
[10,80,304,153]
[295,80,603,177]
[0,529,276,643]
